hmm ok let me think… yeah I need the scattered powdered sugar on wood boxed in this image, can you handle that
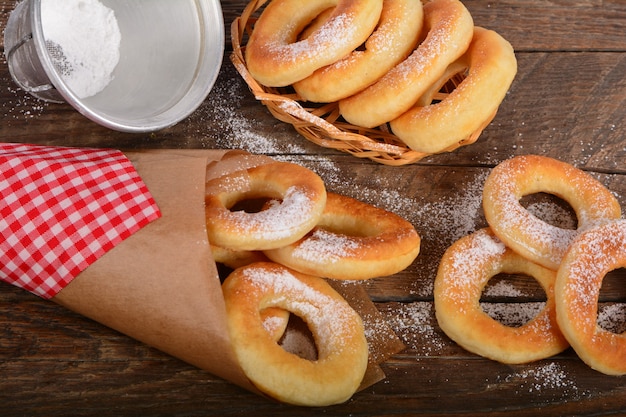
[482,280,525,297]
[191,78,308,154]
[2,47,50,120]
[480,302,546,327]
[416,170,488,244]
[597,303,626,334]
[525,201,577,230]
[496,362,584,399]
[2,85,49,120]
[405,171,489,295]
[381,302,448,355]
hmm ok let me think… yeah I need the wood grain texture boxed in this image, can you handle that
[1,0,626,415]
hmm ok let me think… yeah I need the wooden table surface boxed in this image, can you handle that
[1,0,626,415]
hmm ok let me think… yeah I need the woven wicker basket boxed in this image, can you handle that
[230,0,494,166]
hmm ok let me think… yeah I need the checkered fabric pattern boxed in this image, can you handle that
[0,143,161,299]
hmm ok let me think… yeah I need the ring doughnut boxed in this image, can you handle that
[389,26,517,153]
[222,262,369,406]
[555,220,626,375]
[205,162,327,251]
[264,192,420,280]
[244,0,384,87]
[434,228,569,363]
[338,0,474,128]
[482,155,622,270]
[293,0,423,102]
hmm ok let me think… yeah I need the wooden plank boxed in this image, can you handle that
[2,1,626,415]
[219,0,626,52]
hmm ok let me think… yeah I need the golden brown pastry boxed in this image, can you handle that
[222,262,369,406]
[435,228,569,363]
[264,192,420,279]
[482,155,621,270]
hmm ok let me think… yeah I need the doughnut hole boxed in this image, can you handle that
[597,268,626,334]
[520,192,577,230]
[276,314,319,361]
[228,195,279,213]
[480,272,547,328]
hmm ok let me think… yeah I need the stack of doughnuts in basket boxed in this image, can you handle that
[244,0,518,154]
[205,160,421,406]
[435,154,626,375]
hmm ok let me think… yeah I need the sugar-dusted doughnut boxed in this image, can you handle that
[293,0,423,102]
[205,162,327,251]
[222,262,369,406]
[389,26,517,153]
[244,0,384,87]
[338,0,474,128]
[482,155,622,270]
[264,192,420,280]
[434,228,569,363]
[555,220,626,375]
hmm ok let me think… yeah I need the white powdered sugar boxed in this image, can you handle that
[480,302,546,327]
[482,280,525,298]
[41,0,121,98]
[291,229,360,263]
[262,313,286,336]
[525,201,577,230]
[450,230,506,280]
[225,187,314,241]
[597,303,626,334]
[242,265,358,353]
[382,302,447,355]
[497,362,583,398]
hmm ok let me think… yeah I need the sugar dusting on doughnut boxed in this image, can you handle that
[483,155,622,270]
[293,0,424,102]
[390,26,517,153]
[215,187,315,241]
[205,162,327,251]
[289,229,361,264]
[245,0,384,87]
[339,0,475,128]
[264,192,420,280]
[435,228,569,363]
[241,264,361,350]
[555,220,626,375]
[449,229,506,280]
[222,262,369,406]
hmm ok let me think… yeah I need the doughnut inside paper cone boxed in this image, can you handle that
[46,148,404,401]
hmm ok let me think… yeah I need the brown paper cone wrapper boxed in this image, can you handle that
[53,149,404,399]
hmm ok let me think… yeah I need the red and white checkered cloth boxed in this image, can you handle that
[0,143,161,299]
